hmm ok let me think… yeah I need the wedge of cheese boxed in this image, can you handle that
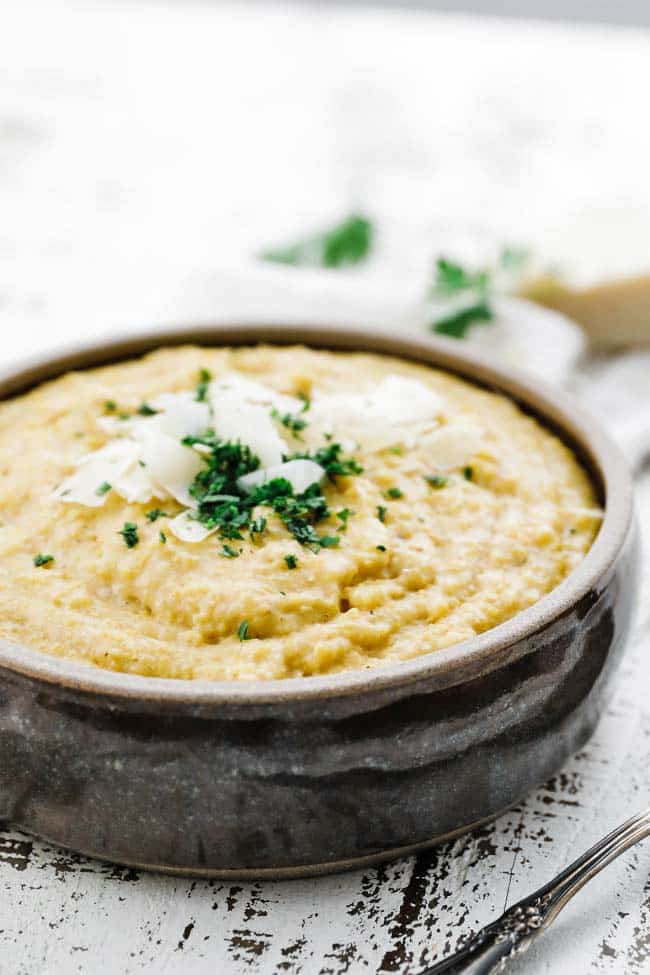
[520,273,650,351]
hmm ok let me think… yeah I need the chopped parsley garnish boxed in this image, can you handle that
[159,530,167,544]
[182,434,361,552]
[429,248,529,339]
[429,257,493,338]
[377,505,387,523]
[237,620,251,641]
[33,553,54,567]
[196,368,212,403]
[298,391,310,412]
[249,516,267,539]
[271,407,308,438]
[425,474,447,489]
[385,487,404,499]
[104,400,117,413]
[434,257,490,295]
[261,213,373,268]
[319,535,340,548]
[118,412,131,421]
[433,301,493,338]
[145,508,167,522]
[463,466,474,481]
[137,402,158,416]
[220,544,240,559]
[118,522,139,548]
[337,508,353,530]
[95,481,112,496]
[376,544,387,552]
[284,554,298,569]
[291,442,363,481]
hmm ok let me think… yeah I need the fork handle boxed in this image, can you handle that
[420,806,650,974]
[419,928,516,974]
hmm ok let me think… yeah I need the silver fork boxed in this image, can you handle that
[421,806,650,974]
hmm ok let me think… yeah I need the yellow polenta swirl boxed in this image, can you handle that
[0,345,599,680]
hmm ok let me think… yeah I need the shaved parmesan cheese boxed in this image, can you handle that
[113,463,160,504]
[419,423,486,471]
[168,510,218,543]
[97,415,139,435]
[309,375,445,452]
[147,392,210,439]
[57,372,444,549]
[54,441,140,506]
[210,395,286,468]
[97,393,210,441]
[238,459,325,495]
[210,373,301,414]
[139,431,203,507]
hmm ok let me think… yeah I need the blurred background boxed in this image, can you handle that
[1,0,649,384]
[333,1,650,26]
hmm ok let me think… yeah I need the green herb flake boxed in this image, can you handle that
[385,487,404,500]
[159,530,167,544]
[429,255,496,339]
[463,466,474,481]
[196,368,212,403]
[95,481,112,496]
[377,505,387,523]
[33,553,54,567]
[118,522,139,548]
[425,474,447,489]
[271,407,308,438]
[319,535,340,548]
[104,400,117,413]
[376,544,387,552]
[433,257,490,296]
[432,301,493,339]
[118,412,131,421]
[298,391,311,413]
[261,213,373,269]
[220,544,240,559]
[284,554,298,569]
[249,516,267,538]
[388,445,403,455]
[290,442,363,481]
[145,508,167,522]
[499,245,530,272]
[237,620,251,642]
[337,508,353,530]
[137,402,158,416]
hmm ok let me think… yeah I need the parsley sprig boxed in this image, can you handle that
[429,247,530,339]
[261,214,373,268]
[429,257,494,338]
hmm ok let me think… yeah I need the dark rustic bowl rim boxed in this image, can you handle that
[0,321,634,704]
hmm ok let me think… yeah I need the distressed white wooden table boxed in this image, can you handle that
[2,2,650,972]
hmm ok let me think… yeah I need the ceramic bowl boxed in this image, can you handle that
[0,324,638,877]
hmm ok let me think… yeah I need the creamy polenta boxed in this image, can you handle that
[0,345,600,680]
